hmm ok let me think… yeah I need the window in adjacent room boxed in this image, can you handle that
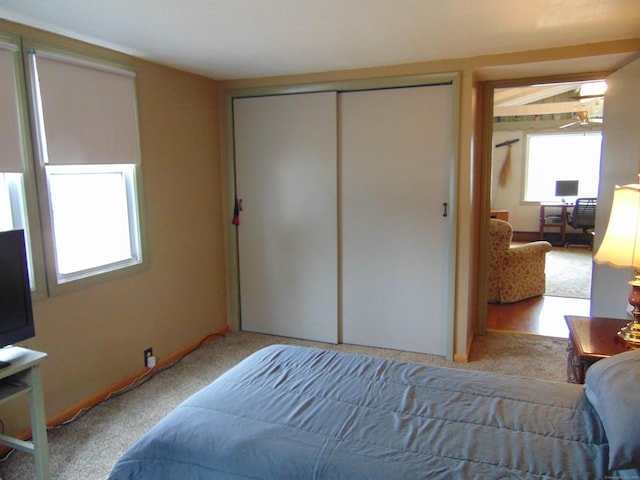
[523,132,602,203]
[27,47,145,291]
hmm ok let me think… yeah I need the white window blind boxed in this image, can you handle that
[0,42,25,172]
[30,50,140,166]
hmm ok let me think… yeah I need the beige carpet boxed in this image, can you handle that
[0,330,569,480]
[545,246,593,299]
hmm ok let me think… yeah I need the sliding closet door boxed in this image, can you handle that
[341,85,453,355]
[233,92,338,343]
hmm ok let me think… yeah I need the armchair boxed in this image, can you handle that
[488,219,552,303]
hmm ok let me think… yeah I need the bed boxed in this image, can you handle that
[109,344,640,479]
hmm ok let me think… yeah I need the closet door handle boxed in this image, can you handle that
[442,202,448,217]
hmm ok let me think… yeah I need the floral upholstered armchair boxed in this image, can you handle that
[488,219,552,304]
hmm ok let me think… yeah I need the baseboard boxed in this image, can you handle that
[513,231,592,246]
[512,231,541,242]
[453,325,477,363]
[2,324,232,453]
[453,352,469,362]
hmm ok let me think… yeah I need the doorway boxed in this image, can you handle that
[483,77,606,337]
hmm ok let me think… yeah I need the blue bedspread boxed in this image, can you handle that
[109,345,611,479]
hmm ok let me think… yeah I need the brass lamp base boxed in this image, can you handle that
[622,276,640,349]
[618,321,640,349]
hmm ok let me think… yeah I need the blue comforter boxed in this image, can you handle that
[109,344,611,479]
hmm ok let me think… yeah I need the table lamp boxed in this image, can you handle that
[594,182,640,348]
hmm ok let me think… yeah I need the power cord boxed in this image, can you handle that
[53,331,227,428]
[0,418,12,463]
[0,331,227,462]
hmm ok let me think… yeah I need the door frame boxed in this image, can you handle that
[477,72,612,334]
[225,72,461,360]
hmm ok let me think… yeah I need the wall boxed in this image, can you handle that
[592,57,640,319]
[0,20,227,435]
[490,130,533,231]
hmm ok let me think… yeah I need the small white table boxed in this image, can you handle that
[0,347,49,479]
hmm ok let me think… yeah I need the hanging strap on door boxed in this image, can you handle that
[232,193,242,226]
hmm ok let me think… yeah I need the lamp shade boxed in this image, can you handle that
[594,184,640,269]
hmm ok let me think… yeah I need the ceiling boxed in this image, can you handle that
[493,79,611,132]
[0,0,639,80]
[495,80,606,116]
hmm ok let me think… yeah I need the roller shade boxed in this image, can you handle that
[30,50,140,166]
[0,42,26,172]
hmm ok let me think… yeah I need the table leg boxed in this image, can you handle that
[27,365,49,480]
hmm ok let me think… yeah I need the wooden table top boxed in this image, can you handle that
[565,315,630,359]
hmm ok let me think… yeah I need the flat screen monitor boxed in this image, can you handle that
[0,230,35,368]
[555,180,579,199]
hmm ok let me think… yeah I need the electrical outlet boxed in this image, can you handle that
[144,347,153,367]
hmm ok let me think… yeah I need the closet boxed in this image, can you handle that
[232,78,456,356]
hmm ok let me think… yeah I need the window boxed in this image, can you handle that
[46,165,141,282]
[524,132,602,202]
[1,36,145,296]
[0,173,33,283]
[28,49,145,289]
[25,45,145,292]
[0,174,26,232]
[0,38,41,293]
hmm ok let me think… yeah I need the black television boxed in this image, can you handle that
[555,180,579,202]
[0,229,35,368]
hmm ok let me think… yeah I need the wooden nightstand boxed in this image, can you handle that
[565,315,630,384]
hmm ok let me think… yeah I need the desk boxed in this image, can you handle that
[0,347,49,479]
[539,203,572,245]
[490,210,509,221]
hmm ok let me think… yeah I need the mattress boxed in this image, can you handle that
[109,344,612,479]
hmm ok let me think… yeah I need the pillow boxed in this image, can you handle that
[585,348,640,471]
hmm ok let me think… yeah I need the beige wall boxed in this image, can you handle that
[0,20,227,435]
[592,57,640,319]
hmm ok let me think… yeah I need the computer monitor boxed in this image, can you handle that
[555,180,579,202]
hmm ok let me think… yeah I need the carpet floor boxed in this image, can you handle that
[0,330,569,480]
[545,246,592,299]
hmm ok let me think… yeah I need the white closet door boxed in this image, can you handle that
[341,85,453,355]
[234,92,338,343]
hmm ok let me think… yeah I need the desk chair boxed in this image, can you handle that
[567,198,597,248]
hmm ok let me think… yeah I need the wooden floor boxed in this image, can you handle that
[487,295,591,339]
